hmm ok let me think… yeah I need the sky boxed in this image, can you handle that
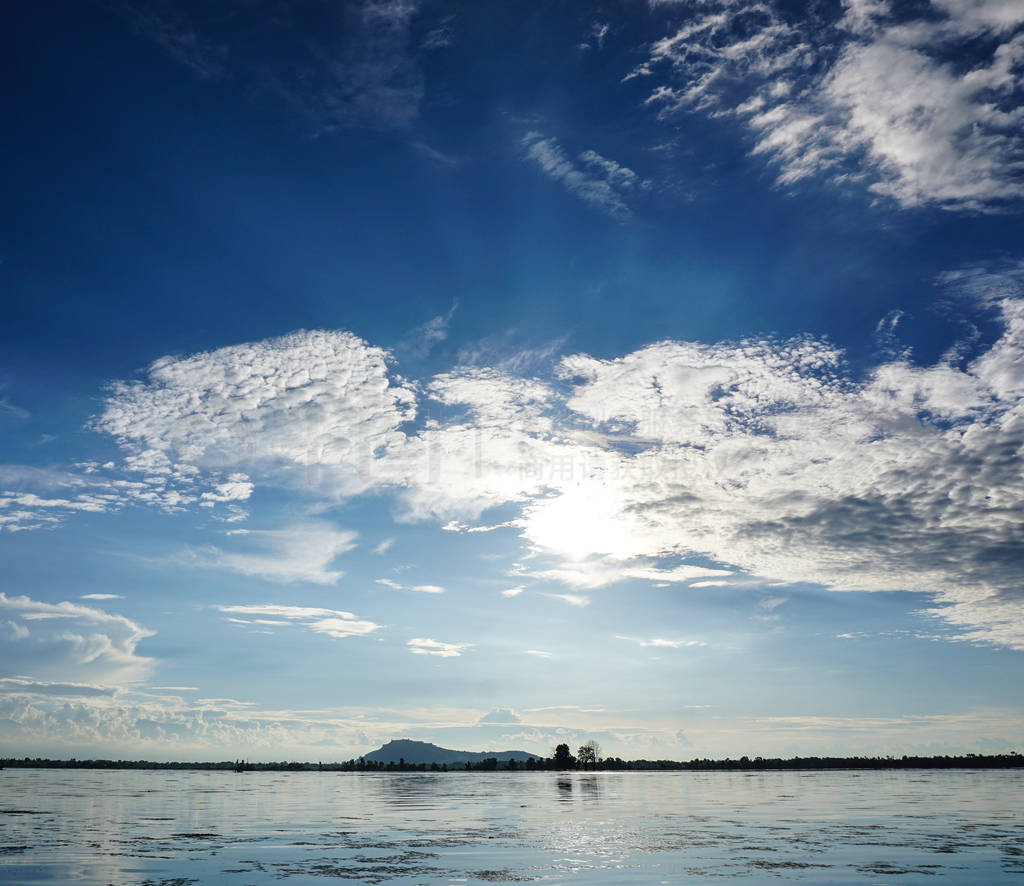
[1,0,1023,762]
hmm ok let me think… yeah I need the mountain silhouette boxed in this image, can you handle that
[363,739,538,766]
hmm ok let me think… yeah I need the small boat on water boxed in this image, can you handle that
[233,760,246,773]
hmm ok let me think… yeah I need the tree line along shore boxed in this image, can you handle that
[2,751,1021,772]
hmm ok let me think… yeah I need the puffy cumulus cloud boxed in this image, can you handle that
[200,473,254,506]
[0,689,377,758]
[384,368,573,522]
[0,593,154,684]
[94,329,416,497]
[407,637,472,658]
[57,265,1024,650]
[2,686,1019,759]
[522,132,650,220]
[529,298,1024,646]
[216,603,382,639]
[630,0,1024,211]
[183,522,357,584]
[398,273,1024,647]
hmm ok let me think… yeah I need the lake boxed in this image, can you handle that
[1,768,1022,884]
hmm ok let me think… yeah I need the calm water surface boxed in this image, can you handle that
[1,768,1022,884]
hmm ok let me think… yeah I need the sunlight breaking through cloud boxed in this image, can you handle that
[0,265,1016,651]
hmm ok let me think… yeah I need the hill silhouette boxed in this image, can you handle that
[363,739,538,766]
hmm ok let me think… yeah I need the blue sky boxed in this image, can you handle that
[2,0,1024,761]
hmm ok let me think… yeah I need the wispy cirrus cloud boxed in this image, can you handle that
[0,386,29,420]
[396,301,458,359]
[542,592,591,607]
[0,677,118,698]
[0,593,154,684]
[183,523,358,585]
[113,0,444,131]
[407,637,472,657]
[630,0,1024,211]
[616,635,707,649]
[522,132,650,220]
[376,578,445,594]
[216,603,382,639]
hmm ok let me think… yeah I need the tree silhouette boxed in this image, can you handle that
[577,740,601,770]
[553,743,576,769]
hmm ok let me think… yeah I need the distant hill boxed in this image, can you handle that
[363,739,539,766]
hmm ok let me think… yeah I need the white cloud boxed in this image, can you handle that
[3,620,29,640]
[92,329,416,500]
[0,387,30,420]
[755,595,789,622]
[216,603,382,639]
[523,556,732,590]
[478,707,522,724]
[199,473,253,505]
[0,593,154,684]
[616,635,707,649]
[522,132,650,220]
[184,522,357,584]
[405,269,1024,648]
[0,685,1018,759]
[42,263,1023,651]
[407,637,472,657]
[374,537,395,555]
[397,301,458,358]
[456,331,571,375]
[376,578,445,594]
[580,21,610,52]
[116,2,226,80]
[501,586,525,597]
[0,677,117,698]
[632,0,1024,211]
[543,592,591,607]
[411,140,463,167]
[523,649,554,659]
[0,478,126,531]
[81,594,125,601]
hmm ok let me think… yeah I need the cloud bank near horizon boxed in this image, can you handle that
[1,677,1020,759]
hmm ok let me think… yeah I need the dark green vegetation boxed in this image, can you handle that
[2,745,1021,773]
